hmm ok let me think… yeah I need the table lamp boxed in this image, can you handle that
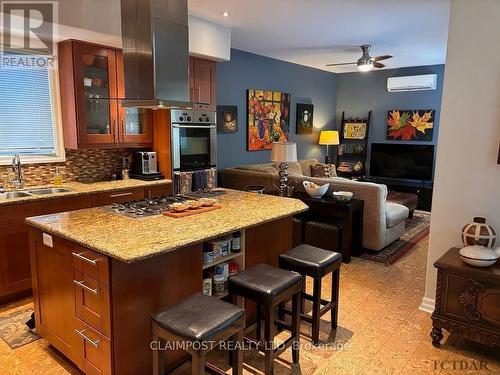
[319,130,340,164]
[271,141,297,196]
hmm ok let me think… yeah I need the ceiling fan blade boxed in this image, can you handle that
[373,61,386,68]
[325,62,357,66]
[373,55,393,61]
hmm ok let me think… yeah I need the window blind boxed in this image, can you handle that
[0,54,56,156]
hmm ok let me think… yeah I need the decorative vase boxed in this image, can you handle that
[461,217,496,248]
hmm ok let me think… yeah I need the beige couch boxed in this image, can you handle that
[219,159,409,251]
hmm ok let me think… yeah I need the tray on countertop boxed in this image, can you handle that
[163,205,222,218]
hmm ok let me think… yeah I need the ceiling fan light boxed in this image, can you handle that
[357,63,373,72]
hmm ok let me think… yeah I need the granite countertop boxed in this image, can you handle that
[25,189,308,263]
[0,179,172,206]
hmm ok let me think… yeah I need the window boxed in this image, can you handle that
[0,53,64,164]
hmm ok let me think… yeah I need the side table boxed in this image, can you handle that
[431,248,500,348]
[294,192,364,263]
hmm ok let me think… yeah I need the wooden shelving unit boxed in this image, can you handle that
[337,110,372,179]
[201,231,245,298]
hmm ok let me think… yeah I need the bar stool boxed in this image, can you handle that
[278,244,342,345]
[228,264,302,375]
[151,293,245,375]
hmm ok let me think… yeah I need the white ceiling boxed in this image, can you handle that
[188,0,451,73]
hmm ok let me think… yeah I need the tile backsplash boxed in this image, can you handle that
[0,149,130,187]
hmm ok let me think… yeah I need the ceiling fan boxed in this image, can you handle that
[326,45,392,72]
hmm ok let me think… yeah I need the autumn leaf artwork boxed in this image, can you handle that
[386,110,434,141]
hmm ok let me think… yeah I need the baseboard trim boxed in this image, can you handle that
[419,297,435,314]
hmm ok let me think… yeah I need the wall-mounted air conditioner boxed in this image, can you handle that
[387,74,437,92]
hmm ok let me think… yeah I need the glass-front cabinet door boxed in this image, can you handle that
[119,107,153,145]
[74,43,118,147]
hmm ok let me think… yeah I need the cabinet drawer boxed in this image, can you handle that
[42,195,92,214]
[92,188,144,207]
[74,271,111,337]
[144,184,172,199]
[72,247,110,286]
[0,202,42,225]
[74,319,112,375]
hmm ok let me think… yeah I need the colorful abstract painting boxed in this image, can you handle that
[247,89,291,151]
[387,110,434,141]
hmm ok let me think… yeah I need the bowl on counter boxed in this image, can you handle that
[171,203,189,212]
[303,181,329,198]
[332,191,354,203]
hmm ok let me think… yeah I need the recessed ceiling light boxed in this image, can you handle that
[221,11,230,17]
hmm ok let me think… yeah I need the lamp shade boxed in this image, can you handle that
[271,142,297,163]
[319,130,340,145]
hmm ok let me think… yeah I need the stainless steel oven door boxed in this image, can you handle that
[172,124,216,171]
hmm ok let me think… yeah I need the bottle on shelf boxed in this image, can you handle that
[232,232,241,253]
[53,167,63,186]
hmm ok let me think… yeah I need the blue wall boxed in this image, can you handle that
[335,64,445,176]
[216,49,338,169]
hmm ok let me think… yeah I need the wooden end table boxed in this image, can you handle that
[431,248,500,348]
[294,192,364,263]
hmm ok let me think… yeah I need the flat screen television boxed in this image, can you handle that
[370,143,435,181]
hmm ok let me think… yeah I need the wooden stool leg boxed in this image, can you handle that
[301,277,306,314]
[256,303,262,342]
[311,277,322,345]
[291,292,300,364]
[191,353,205,375]
[152,335,165,375]
[331,269,340,329]
[232,330,244,375]
[264,306,275,375]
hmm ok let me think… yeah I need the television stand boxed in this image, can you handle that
[361,176,433,212]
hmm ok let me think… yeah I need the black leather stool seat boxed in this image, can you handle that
[279,244,342,279]
[151,293,245,343]
[229,264,302,300]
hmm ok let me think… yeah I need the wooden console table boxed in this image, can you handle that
[431,248,500,348]
[294,193,364,263]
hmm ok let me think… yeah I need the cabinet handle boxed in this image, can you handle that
[109,191,132,198]
[74,280,99,295]
[72,252,98,265]
[75,329,101,348]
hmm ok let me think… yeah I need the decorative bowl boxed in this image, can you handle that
[459,245,499,267]
[199,198,216,206]
[171,203,188,212]
[332,191,354,202]
[303,181,329,198]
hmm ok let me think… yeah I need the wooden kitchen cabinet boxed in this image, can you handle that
[189,57,216,111]
[59,40,153,150]
[0,202,42,301]
[29,232,79,362]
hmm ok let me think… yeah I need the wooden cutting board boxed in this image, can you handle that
[163,205,222,218]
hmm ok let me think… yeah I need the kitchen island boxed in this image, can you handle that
[25,189,308,375]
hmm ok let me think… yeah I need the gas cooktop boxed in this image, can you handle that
[102,195,189,219]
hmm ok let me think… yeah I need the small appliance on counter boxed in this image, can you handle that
[131,151,165,180]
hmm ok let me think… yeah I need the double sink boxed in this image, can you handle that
[0,187,74,199]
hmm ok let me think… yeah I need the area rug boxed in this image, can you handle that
[0,308,40,349]
[357,210,431,265]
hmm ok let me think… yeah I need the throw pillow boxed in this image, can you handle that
[310,163,337,178]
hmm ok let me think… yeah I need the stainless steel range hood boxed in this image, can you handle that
[120,0,192,109]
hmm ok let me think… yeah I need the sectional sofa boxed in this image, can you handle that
[219,159,409,251]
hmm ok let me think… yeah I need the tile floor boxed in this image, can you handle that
[0,236,499,374]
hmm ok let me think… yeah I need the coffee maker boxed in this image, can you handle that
[131,151,164,180]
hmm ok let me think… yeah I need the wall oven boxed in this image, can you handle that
[171,109,217,172]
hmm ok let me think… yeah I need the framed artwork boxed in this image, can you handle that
[296,103,314,134]
[247,89,290,151]
[343,122,367,139]
[217,105,238,133]
[387,110,434,141]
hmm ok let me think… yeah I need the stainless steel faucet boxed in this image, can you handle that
[11,154,25,189]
